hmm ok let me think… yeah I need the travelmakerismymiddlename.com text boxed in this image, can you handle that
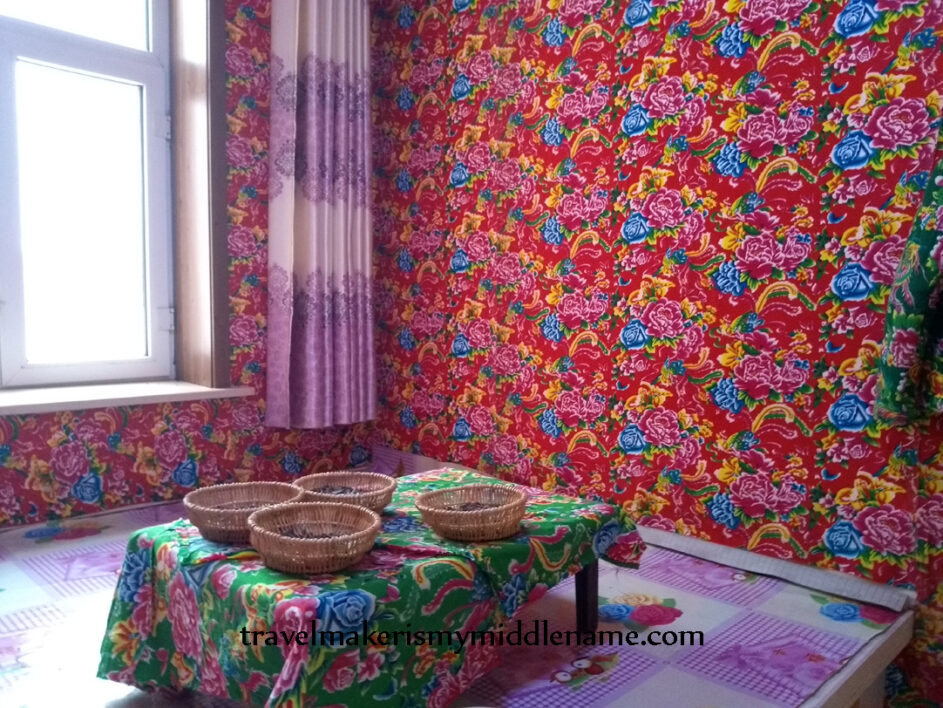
[240,619,705,649]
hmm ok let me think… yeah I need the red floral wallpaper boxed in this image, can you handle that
[370,0,943,701]
[0,0,374,528]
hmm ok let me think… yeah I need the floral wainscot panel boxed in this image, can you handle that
[370,0,943,702]
[0,0,374,529]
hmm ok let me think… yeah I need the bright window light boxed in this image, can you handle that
[0,0,149,50]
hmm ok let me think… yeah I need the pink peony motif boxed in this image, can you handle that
[155,430,188,470]
[734,353,780,400]
[554,389,587,427]
[853,505,916,556]
[407,145,440,173]
[226,135,256,169]
[464,143,492,173]
[583,393,606,422]
[739,0,810,36]
[641,189,685,229]
[864,98,932,150]
[679,96,707,133]
[491,345,520,376]
[677,209,705,248]
[556,193,591,231]
[778,357,809,396]
[630,603,683,626]
[490,435,520,465]
[643,76,687,119]
[466,52,494,83]
[640,515,677,532]
[583,292,607,323]
[489,159,521,192]
[412,391,445,417]
[641,300,685,339]
[225,45,255,77]
[557,292,589,329]
[229,315,259,346]
[468,406,495,435]
[130,584,153,638]
[559,0,605,25]
[231,402,261,431]
[737,110,783,159]
[781,107,814,146]
[770,475,805,515]
[491,64,522,98]
[323,649,359,693]
[210,566,236,600]
[557,90,607,131]
[228,225,257,257]
[736,233,781,280]
[167,573,203,659]
[639,409,682,448]
[861,237,904,285]
[50,441,90,482]
[730,473,777,517]
[490,253,522,285]
[889,328,921,368]
[916,494,943,546]
[201,646,228,697]
[779,228,812,272]
[408,230,442,258]
[464,232,492,261]
[465,319,494,349]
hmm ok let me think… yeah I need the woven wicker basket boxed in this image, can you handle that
[292,471,396,512]
[183,482,304,544]
[415,483,527,542]
[248,502,381,574]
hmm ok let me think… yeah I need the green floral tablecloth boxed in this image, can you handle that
[97,468,644,708]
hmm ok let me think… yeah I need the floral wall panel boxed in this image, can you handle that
[0,0,373,528]
[371,0,943,700]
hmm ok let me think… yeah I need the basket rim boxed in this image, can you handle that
[184,482,304,516]
[414,483,527,516]
[248,501,381,548]
[293,470,397,490]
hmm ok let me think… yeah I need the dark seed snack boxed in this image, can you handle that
[316,485,359,494]
[445,501,498,512]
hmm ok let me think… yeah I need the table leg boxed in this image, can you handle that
[575,560,598,634]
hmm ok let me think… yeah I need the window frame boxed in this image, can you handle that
[0,2,174,388]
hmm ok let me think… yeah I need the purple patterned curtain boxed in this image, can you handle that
[266,0,374,429]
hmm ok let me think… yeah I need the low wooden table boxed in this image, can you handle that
[98,468,644,707]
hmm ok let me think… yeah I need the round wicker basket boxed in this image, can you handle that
[248,502,381,574]
[183,482,304,544]
[415,483,527,542]
[292,471,396,512]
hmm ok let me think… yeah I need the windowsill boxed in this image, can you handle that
[0,381,255,416]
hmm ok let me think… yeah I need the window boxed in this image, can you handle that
[0,0,173,388]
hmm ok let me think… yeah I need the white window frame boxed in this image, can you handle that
[0,1,174,388]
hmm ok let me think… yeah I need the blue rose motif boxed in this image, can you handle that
[281,452,303,476]
[0,444,9,463]
[623,0,653,27]
[539,408,563,438]
[541,314,563,342]
[593,521,621,555]
[834,0,879,38]
[453,417,472,441]
[711,378,744,414]
[618,425,646,454]
[542,18,565,47]
[172,459,198,487]
[72,472,102,503]
[830,263,875,301]
[621,104,651,136]
[828,394,871,431]
[317,589,377,636]
[619,319,649,349]
[117,548,150,603]
[541,215,564,244]
[450,249,470,273]
[713,261,747,296]
[707,493,740,530]
[451,333,471,357]
[449,162,470,188]
[715,22,748,58]
[382,515,427,533]
[400,406,418,429]
[398,328,416,350]
[820,602,862,622]
[831,131,874,170]
[714,141,746,177]
[621,213,651,243]
[541,117,563,146]
[599,604,634,622]
[454,0,472,11]
[397,6,415,27]
[396,88,414,110]
[349,445,369,467]
[397,249,414,272]
[451,74,471,100]
[395,169,412,192]
[501,573,528,616]
[823,520,865,558]
[471,571,491,602]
